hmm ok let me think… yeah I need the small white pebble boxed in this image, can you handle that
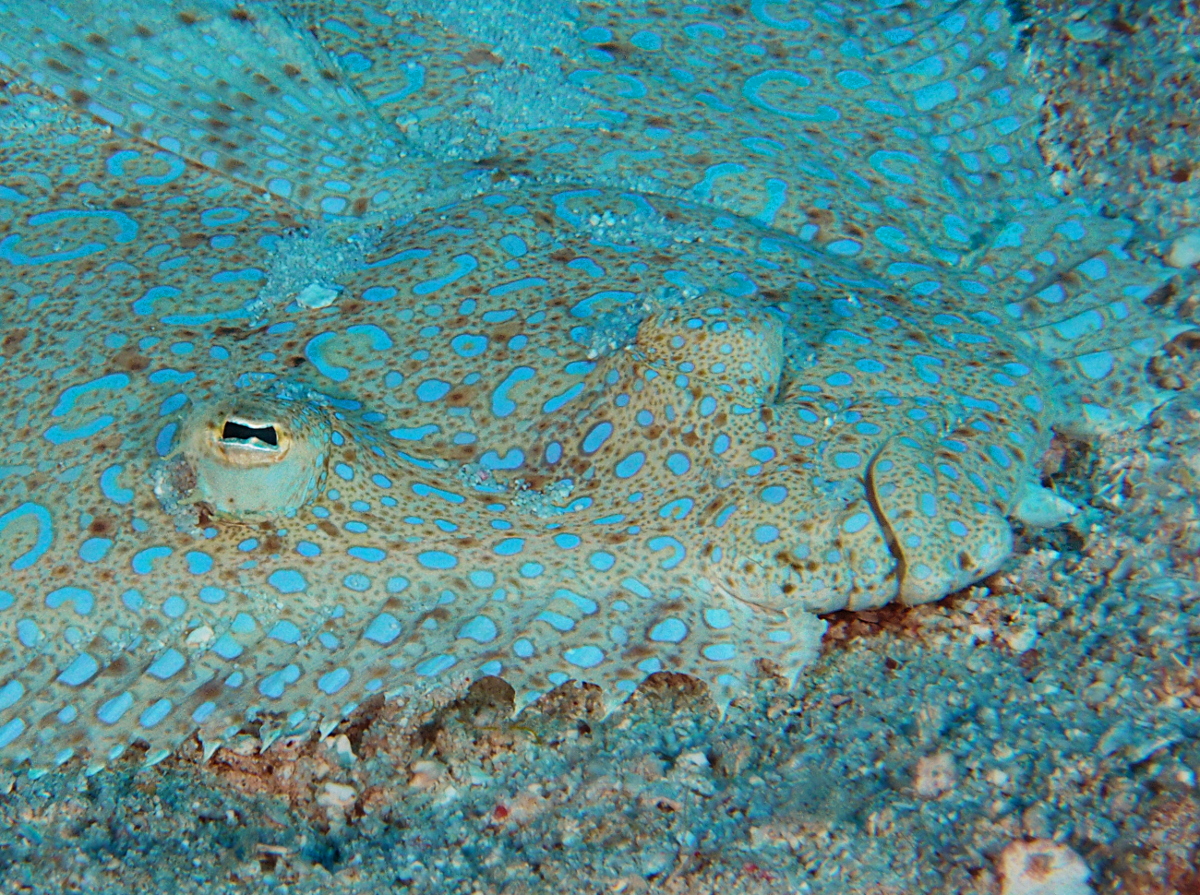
[913,752,957,800]
[295,282,341,309]
[1002,626,1039,654]
[1012,483,1079,528]
[228,735,260,757]
[1167,229,1200,268]
[969,624,994,643]
[331,734,356,765]
[999,839,1094,895]
[409,759,446,789]
[316,782,357,811]
[678,751,709,768]
[185,625,215,648]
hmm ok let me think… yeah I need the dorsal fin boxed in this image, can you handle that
[0,0,457,216]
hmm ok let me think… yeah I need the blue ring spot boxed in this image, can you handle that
[268,569,308,594]
[418,550,458,569]
[45,583,94,619]
[0,719,25,749]
[57,654,99,687]
[855,358,887,374]
[16,619,40,647]
[589,551,616,571]
[451,333,489,358]
[258,664,300,699]
[666,452,691,475]
[648,536,686,569]
[826,371,854,387]
[493,538,525,556]
[538,611,575,631]
[582,421,614,454]
[348,546,387,563]
[415,379,451,402]
[269,621,302,644]
[469,569,496,587]
[649,618,688,643]
[79,537,113,563]
[458,615,498,643]
[491,365,536,417]
[658,498,694,520]
[986,444,1013,469]
[843,512,872,533]
[304,332,350,382]
[416,655,458,677]
[318,668,351,695]
[162,596,187,618]
[97,692,134,725]
[131,546,172,575]
[834,451,862,470]
[614,451,645,478]
[760,485,788,505]
[920,492,938,517]
[147,649,186,679]
[0,502,55,571]
[564,646,604,668]
[186,551,213,575]
[99,465,134,504]
[704,609,732,629]
[753,525,780,544]
[364,612,402,644]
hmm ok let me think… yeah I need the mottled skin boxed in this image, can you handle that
[0,0,1180,770]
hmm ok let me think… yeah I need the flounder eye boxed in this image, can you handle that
[221,419,279,448]
[155,394,331,521]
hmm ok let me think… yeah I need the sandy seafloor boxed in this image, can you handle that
[1,2,1199,893]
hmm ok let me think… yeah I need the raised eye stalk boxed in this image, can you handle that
[155,394,332,522]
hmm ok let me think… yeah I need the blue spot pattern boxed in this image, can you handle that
[0,0,1182,771]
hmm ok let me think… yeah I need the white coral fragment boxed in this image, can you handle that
[1012,482,1080,528]
[295,282,342,309]
[998,839,1094,895]
[1166,228,1200,269]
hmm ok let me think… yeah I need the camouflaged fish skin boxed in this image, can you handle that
[0,0,1182,771]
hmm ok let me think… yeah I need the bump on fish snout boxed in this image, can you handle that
[153,393,332,524]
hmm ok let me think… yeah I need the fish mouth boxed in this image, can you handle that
[157,394,333,521]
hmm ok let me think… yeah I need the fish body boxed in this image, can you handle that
[0,0,1182,770]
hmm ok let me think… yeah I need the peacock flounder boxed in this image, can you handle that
[0,0,1184,772]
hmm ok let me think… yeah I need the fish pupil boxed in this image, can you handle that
[222,420,278,446]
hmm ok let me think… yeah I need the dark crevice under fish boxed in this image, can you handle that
[0,0,1188,773]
